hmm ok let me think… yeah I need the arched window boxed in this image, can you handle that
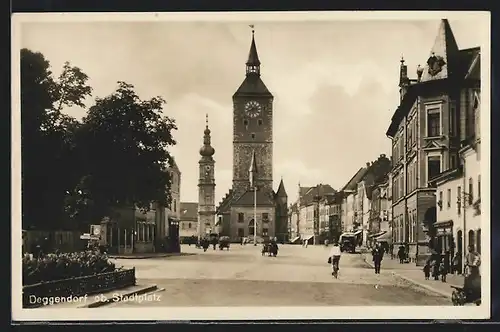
[457,230,463,254]
[478,175,481,199]
[468,229,475,251]
[476,229,481,254]
[248,219,255,236]
[468,178,473,204]
[188,223,192,229]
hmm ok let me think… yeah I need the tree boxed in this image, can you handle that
[20,48,92,230]
[65,81,177,225]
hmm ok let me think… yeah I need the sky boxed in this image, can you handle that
[17,13,485,205]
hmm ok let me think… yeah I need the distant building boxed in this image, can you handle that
[179,202,198,240]
[294,183,336,245]
[367,176,392,249]
[197,115,217,239]
[319,192,342,243]
[386,19,480,265]
[340,168,367,235]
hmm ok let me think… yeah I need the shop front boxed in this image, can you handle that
[434,219,454,273]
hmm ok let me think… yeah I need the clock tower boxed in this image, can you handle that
[197,114,216,240]
[232,28,274,199]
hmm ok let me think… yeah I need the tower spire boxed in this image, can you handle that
[199,114,215,158]
[246,25,261,76]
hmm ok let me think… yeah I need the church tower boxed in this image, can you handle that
[232,28,274,199]
[197,114,216,240]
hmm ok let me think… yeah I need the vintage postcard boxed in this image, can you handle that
[11,11,491,321]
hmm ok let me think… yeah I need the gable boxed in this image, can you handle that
[423,140,445,151]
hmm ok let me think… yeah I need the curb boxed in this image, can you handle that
[391,272,455,299]
[82,285,158,308]
[362,255,456,299]
[109,253,183,259]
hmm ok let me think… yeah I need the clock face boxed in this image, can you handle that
[245,100,262,118]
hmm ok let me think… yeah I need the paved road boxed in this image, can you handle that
[108,244,450,307]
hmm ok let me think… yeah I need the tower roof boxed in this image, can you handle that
[276,178,287,197]
[420,19,460,82]
[199,114,215,157]
[246,30,261,66]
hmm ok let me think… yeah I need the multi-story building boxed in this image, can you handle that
[288,202,300,242]
[429,47,481,272]
[340,168,367,234]
[294,183,336,245]
[386,19,480,265]
[319,193,343,243]
[368,176,392,250]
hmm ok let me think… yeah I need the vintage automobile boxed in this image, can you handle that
[340,237,356,253]
[218,236,230,250]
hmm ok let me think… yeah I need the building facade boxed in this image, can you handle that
[386,19,480,265]
[179,202,198,240]
[216,29,287,242]
[197,116,217,239]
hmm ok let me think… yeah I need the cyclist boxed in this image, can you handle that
[329,240,342,276]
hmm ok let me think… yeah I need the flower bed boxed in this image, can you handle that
[22,250,136,308]
[23,250,116,286]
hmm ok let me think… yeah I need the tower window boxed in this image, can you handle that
[251,133,255,139]
[258,119,263,126]
[243,119,248,126]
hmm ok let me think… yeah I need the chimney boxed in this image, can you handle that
[366,162,371,167]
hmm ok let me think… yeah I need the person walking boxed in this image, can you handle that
[452,251,461,275]
[371,243,383,274]
[328,241,342,277]
[397,246,405,264]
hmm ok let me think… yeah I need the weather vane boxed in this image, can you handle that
[249,24,255,34]
[206,113,209,127]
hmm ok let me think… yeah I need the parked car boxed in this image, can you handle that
[219,236,230,250]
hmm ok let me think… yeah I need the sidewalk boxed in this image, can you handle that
[362,254,463,299]
[43,284,158,308]
[108,252,193,259]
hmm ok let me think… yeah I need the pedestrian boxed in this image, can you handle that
[372,243,383,274]
[431,254,441,281]
[464,245,481,276]
[397,246,405,264]
[423,261,431,280]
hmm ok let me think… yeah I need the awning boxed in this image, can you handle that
[303,235,314,241]
[369,231,387,238]
[290,236,301,243]
[374,231,392,244]
[353,230,362,236]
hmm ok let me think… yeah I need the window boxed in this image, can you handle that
[450,154,457,169]
[439,191,443,211]
[181,223,186,230]
[262,228,269,236]
[407,121,412,147]
[238,213,244,223]
[251,133,255,139]
[468,178,474,204]
[427,155,441,181]
[238,228,244,237]
[243,119,248,126]
[262,213,269,221]
[173,199,176,212]
[457,186,462,215]
[478,175,481,199]
[205,194,211,204]
[188,222,192,229]
[427,108,441,137]
[450,104,456,136]
[447,189,451,208]
[258,119,263,126]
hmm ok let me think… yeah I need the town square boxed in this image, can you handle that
[14,12,487,318]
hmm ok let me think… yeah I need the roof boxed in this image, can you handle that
[246,32,260,66]
[216,190,234,214]
[276,178,287,197]
[464,49,480,80]
[289,202,298,213]
[179,202,198,221]
[232,188,276,207]
[420,19,460,83]
[386,19,480,138]
[233,74,273,98]
[300,184,336,206]
[428,166,463,187]
[341,168,368,192]
[361,155,392,187]
[167,157,180,173]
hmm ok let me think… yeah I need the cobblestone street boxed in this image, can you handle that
[108,244,450,307]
